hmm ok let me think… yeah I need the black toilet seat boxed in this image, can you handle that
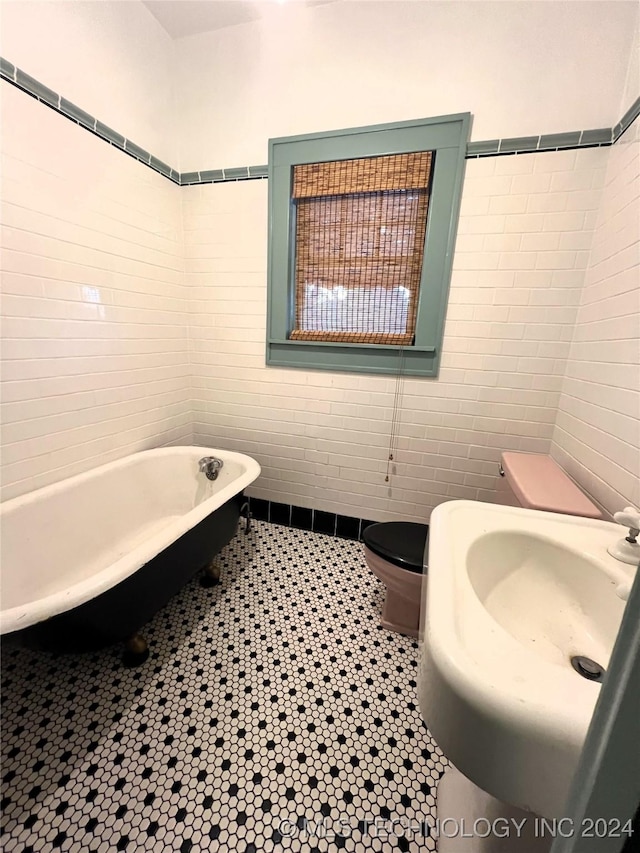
[362,522,429,574]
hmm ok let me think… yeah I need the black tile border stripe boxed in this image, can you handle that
[246,496,378,542]
[1,57,638,185]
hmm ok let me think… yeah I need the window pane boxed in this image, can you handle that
[299,283,411,335]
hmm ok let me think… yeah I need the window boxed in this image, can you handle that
[291,153,432,346]
[267,114,470,376]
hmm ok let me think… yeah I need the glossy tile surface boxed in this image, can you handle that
[1,522,444,852]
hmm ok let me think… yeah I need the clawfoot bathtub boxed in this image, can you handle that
[0,447,260,661]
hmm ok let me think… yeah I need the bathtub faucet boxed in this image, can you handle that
[198,456,224,481]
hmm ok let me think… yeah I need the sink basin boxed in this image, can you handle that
[467,530,623,668]
[418,500,635,819]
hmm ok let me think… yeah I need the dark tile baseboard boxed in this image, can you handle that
[247,496,376,541]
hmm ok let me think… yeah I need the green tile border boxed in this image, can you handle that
[95,120,125,148]
[16,68,59,108]
[124,139,151,164]
[0,56,638,185]
[1,58,182,185]
[615,95,640,141]
[580,128,614,145]
[0,57,15,78]
[60,97,95,130]
[149,156,173,178]
[249,164,269,178]
[223,166,249,180]
[466,126,622,159]
[466,139,500,156]
[197,169,224,184]
[499,136,539,153]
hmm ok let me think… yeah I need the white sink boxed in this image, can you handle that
[418,500,635,820]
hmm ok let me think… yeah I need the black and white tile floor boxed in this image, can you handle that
[1,521,446,852]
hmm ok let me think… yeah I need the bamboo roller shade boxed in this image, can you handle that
[290,152,433,345]
[292,152,433,198]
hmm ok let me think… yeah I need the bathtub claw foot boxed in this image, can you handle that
[200,561,221,588]
[122,633,149,667]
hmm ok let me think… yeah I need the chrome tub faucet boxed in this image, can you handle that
[198,456,224,481]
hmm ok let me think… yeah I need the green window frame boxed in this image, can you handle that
[266,113,471,376]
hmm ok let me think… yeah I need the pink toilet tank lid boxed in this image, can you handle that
[501,452,602,518]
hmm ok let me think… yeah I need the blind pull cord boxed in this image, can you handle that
[385,348,406,483]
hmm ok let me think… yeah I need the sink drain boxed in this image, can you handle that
[571,655,605,682]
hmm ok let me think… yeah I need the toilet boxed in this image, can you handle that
[363,451,602,637]
[362,522,428,638]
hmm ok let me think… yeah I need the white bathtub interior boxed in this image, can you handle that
[0,447,260,633]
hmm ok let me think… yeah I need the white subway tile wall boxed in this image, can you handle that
[552,122,640,515]
[184,147,609,522]
[0,85,192,500]
[3,81,635,521]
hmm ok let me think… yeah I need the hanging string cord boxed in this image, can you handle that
[385,347,406,483]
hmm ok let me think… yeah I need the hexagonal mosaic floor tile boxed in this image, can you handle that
[1,521,446,851]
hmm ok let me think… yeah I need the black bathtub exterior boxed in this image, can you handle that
[7,493,243,654]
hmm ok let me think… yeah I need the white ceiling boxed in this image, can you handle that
[142,0,335,40]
